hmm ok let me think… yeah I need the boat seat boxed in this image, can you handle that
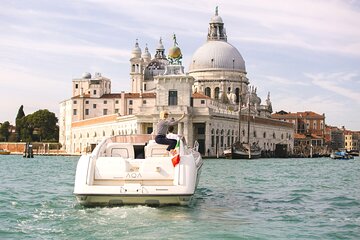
[105,143,135,158]
[139,157,174,179]
[145,141,168,157]
[95,157,128,180]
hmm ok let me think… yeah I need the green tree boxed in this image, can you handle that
[26,109,59,141]
[15,105,25,142]
[0,121,10,141]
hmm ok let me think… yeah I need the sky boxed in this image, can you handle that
[1,0,360,130]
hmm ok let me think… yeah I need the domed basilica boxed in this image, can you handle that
[59,8,294,156]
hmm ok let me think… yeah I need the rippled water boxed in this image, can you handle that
[0,155,359,239]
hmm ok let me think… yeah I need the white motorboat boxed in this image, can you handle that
[74,134,203,206]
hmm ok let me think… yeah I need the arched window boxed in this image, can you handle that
[220,130,224,147]
[235,88,240,103]
[211,129,215,147]
[227,130,231,146]
[215,87,220,99]
[205,87,211,97]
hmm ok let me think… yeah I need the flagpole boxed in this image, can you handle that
[248,94,251,159]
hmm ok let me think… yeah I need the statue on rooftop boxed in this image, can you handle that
[168,33,183,65]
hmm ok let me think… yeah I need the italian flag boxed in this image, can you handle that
[171,140,180,167]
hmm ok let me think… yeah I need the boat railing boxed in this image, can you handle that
[110,134,155,144]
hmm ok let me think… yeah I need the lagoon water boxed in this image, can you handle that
[0,154,359,239]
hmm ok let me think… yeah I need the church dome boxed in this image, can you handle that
[131,40,141,58]
[82,72,91,79]
[210,15,223,24]
[141,45,151,60]
[189,41,246,73]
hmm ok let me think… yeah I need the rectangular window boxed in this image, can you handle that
[93,90,97,95]
[115,109,119,113]
[104,100,107,104]
[73,100,77,104]
[129,108,133,114]
[75,84,78,89]
[168,90,178,105]
[198,127,205,134]
[201,100,205,104]
[103,109,108,115]
[93,104,97,109]
[147,127,153,134]
[85,109,89,115]
[115,100,119,104]
[129,100,133,105]
[73,109,77,115]
[144,84,147,91]
[85,100,89,104]
[143,100,147,104]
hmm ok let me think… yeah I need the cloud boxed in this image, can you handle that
[261,75,310,86]
[0,37,129,61]
[305,72,360,102]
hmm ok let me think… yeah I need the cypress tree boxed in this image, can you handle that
[15,105,25,142]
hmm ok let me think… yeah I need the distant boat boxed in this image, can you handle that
[330,151,354,160]
[231,141,261,159]
[225,94,261,159]
[347,150,359,157]
[0,149,10,155]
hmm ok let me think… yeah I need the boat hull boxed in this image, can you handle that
[231,151,261,159]
[330,151,354,160]
[75,194,194,206]
[228,141,262,159]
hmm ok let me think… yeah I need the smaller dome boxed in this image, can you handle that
[168,46,182,59]
[210,6,223,23]
[131,39,142,58]
[82,72,91,79]
[142,45,151,60]
[210,15,223,24]
[157,38,164,50]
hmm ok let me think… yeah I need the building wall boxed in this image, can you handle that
[60,69,294,156]
[59,99,73,152]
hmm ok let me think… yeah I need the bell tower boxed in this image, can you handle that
[130,39,144,93]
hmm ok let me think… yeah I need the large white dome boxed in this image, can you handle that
[189,41,246,73]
